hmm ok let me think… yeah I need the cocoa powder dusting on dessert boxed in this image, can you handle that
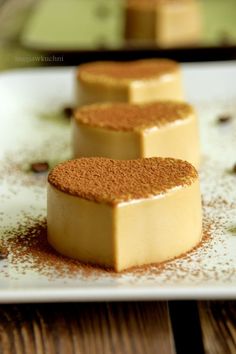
[74,101,193,131]
[48,157,198,204]
[78,59,178,81]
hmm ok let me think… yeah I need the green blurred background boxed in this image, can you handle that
[0,0,236,71]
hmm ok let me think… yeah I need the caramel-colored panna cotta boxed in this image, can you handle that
[76,59,184,105]
[125,0,202,47]
[73,101,200,168]
[47,157,202,272]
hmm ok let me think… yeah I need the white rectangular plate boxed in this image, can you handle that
[0,62,236,303]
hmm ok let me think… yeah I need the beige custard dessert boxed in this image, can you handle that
[73,101,200,168]
[47,157,202,272]
[125,0,202,47]
[76,59,184,105]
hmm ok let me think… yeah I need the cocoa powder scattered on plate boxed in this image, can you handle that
[1,215,217,281]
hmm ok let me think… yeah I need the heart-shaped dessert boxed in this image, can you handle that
[125,0,202,48]
[47,157,202,271]
[73,101,200,168]
[76,59,184,105]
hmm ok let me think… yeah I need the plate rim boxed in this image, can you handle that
[1,63,236,302]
